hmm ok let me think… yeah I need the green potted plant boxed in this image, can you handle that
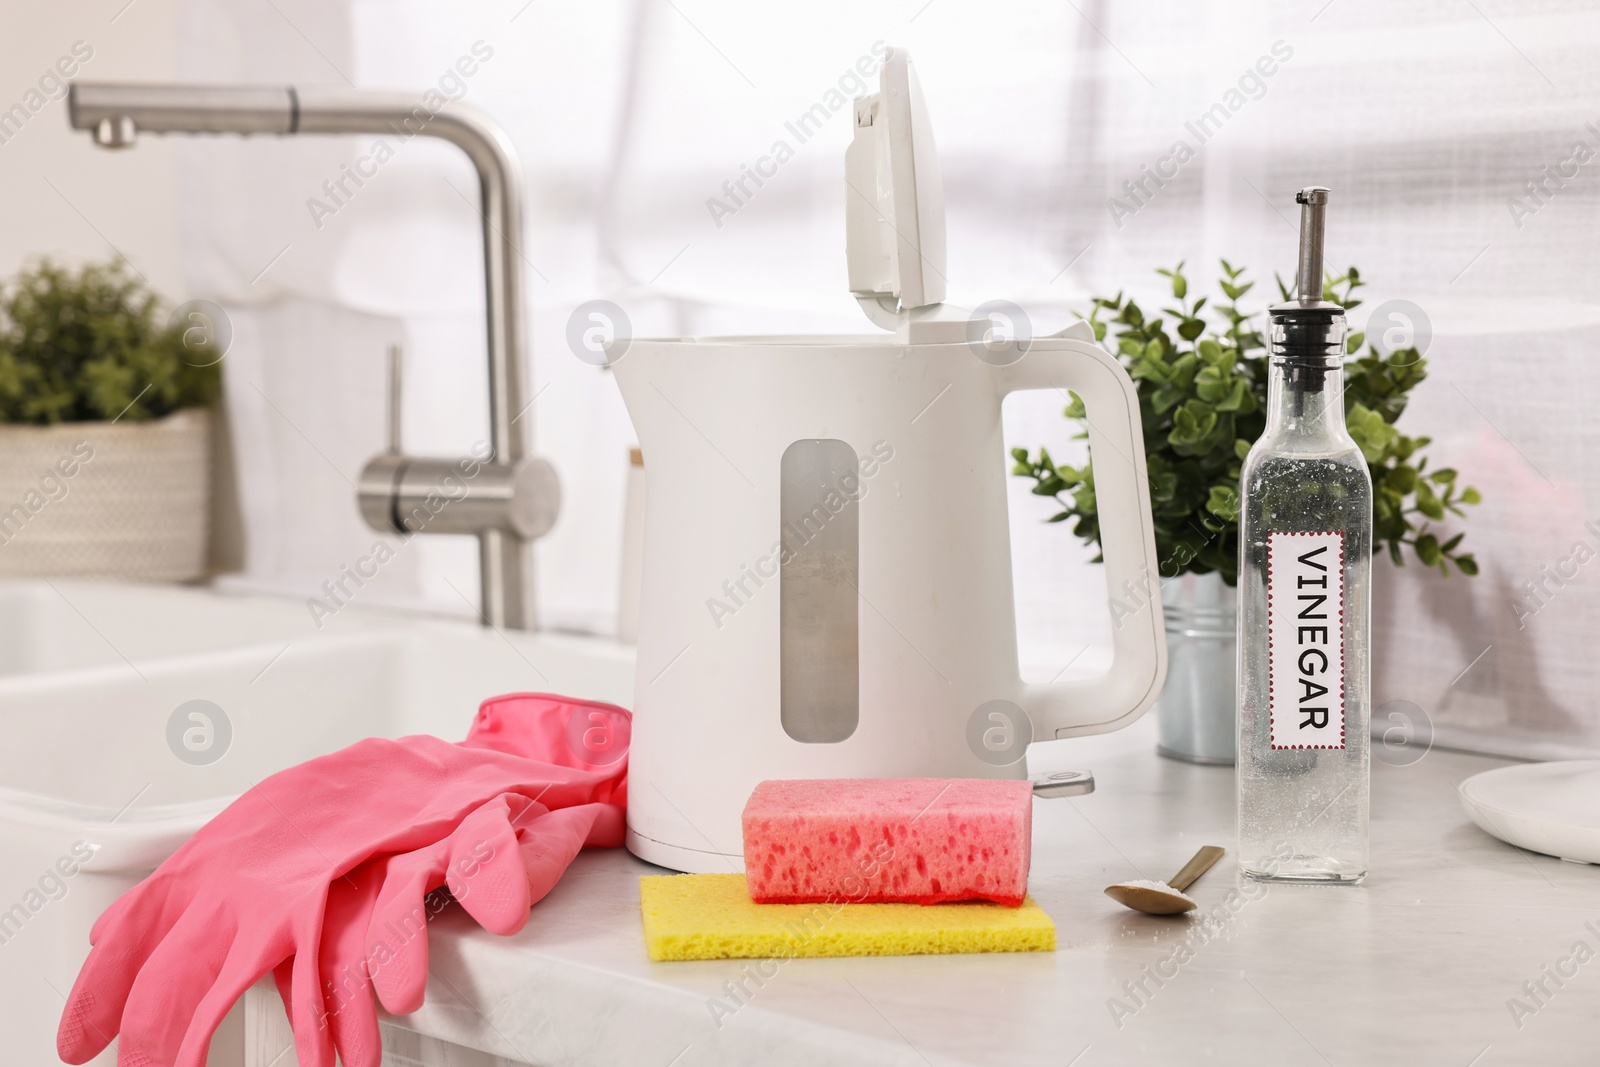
[1012,261,1480,763]
[0,258,223,580]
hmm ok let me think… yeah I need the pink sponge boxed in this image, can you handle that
[741,778,1033,907]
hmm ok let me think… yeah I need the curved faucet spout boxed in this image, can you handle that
[67,82,548,630]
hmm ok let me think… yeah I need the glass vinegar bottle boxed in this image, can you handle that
[1236,187,1372,883]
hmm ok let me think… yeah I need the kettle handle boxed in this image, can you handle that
[992,337,1168,739]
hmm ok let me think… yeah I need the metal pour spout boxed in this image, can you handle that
[1295,186,1330,305]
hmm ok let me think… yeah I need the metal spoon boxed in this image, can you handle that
[1104,845,1226,915]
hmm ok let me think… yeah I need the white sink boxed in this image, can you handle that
[0,579,398,678]
[0,580,635,1067]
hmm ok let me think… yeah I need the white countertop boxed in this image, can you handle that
[385,717,1600,1066]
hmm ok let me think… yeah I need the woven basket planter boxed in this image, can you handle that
[0,409,211,581]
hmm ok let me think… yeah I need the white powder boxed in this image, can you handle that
[1112,879,1195,906]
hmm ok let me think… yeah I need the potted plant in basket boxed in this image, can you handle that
[1012,261,1480,763]
[0,258,223,580]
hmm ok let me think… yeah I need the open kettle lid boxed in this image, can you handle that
[845,48,948,323]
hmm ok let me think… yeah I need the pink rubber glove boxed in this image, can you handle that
[302,796,624,1067]
[368,797,622,1013]
[58,692,629,1067]
[292,694,630,1067]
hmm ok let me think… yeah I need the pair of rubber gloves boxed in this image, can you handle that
[57,692,631,1067]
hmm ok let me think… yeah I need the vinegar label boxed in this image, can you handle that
[1267,531,1345,749]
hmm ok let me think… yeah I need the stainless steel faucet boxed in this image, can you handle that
[67,83,558,630]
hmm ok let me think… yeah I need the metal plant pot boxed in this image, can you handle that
[1155,570,1238,765]
[0,409,211,581]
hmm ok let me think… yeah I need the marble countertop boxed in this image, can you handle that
[385,716,1600,1066]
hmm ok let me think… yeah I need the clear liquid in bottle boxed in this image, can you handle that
[1236,186,1372,884]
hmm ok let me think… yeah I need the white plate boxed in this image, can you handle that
[1458,760,1600,865]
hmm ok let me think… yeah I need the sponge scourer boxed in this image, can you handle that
[640,873,1055,961]
[742,778,1033,907]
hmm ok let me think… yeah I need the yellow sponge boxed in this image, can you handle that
[639,873,1055,961]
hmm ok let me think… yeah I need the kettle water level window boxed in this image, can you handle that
[779,438,861,743]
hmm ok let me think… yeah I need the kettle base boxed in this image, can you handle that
[626,825,746,875]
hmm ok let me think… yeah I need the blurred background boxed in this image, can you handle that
[4,0,1598,757]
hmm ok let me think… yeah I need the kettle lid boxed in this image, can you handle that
[845,48,947,323]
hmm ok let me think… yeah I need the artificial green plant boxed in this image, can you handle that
[1012,261,1480,583]
[0,258,221,425]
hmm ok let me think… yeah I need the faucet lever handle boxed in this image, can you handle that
[386,343,403,455]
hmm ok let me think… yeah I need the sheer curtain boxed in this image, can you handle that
[1039,0,1600,758]
[176,0,1600,753]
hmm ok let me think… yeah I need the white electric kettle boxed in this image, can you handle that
[614,49,1166,873]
